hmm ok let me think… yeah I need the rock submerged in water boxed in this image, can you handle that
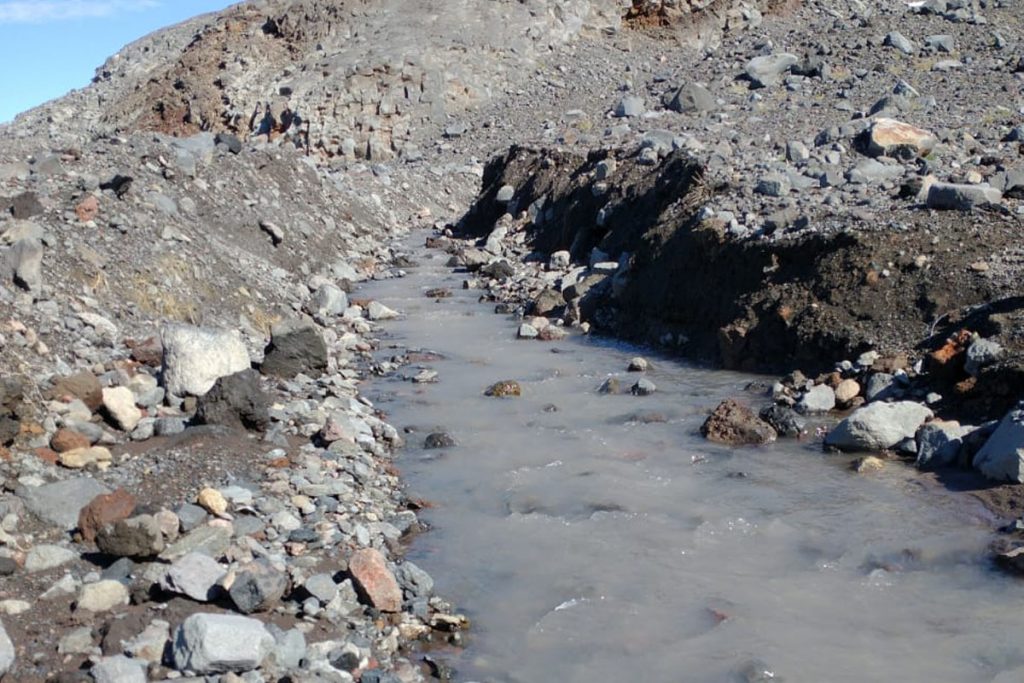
[824,401,932,452]
[701,400,777,445]
[485,380,521,398]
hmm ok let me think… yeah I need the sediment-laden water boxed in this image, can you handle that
[365,240,1024,683]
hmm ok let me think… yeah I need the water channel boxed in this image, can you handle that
[364,237,1024,683]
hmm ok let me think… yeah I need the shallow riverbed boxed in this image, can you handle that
[364,239,1024,683]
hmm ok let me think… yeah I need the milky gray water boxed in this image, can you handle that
[365,241,1024,683]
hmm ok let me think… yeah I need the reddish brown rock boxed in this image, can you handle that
[51,428,91,453]
[928,329,972,380]
[78,488,137,543]
[700,399,777,445]
[51,371,103,411]
[34,448,58,465]
[125,337,163,367]
[348,548,402,612]
[75,195,99,222]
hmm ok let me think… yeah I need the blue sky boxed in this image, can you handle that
[0,0,238,123]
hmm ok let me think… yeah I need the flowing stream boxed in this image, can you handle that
[364,238,1024,683]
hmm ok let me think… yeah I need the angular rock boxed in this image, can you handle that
[631,378,656,396]
[172,613,274,674]
[367,301,399,321]
[52,371,103,411]
[965,338,1003,377]
[759,405,806,438]
[79,488,137,542]
[25,544,78,572]
[102,386,142,432]
[96,514,165,558]
[916,420,973,470]
[7,238,43,291]
[974,409,1024,483]
[122,620,171,663]
[306,284,348,317]
[797,384,836,414]
[926,182,1002,210]
[228,559,288,614]
[701,400,777,445]
[195,369,271,431]
[161,324,250,397]
[745,53,798,88]
[0,620,13,677]
[666,83,715,113]
[825,401,933,452]
[884,31,916,55]
[485,380,521,397]
[863,118,937,158]
[77,580,129,612]
[261,318,328,379]
[90,655,146,683]
[161,552,225,602]
[614,95,645,117]
[21,477,110,530]
[348,548,403,612]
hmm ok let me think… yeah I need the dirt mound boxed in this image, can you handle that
[459,145,1023,383]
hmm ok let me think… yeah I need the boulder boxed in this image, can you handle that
[101,386,142,431]
[77,580,129,612]
[195,369,271,431]
[21,477,110,530]
[796,384,836,414]
[160,552,225,601]
[228,560,288,614]
[348,548,403,612]
[926,182,1002,210]
[745,53,798,88]
[863,118,937,158]
[0,619,13,677]
[161,324,250,397]
[260,318,328,379]
[6,238,43,291]
[78,488,137,542]
[974,409,1024,483]
[306,284,348,317]
[759,405,806,438]
[915,420,973,470]
[172,613,274,674]
[825,401,933,451]
[665,83,715,113]
[701,400,777,445]
[96,514,165,558]
[90,655,147,683]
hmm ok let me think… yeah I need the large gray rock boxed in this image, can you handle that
[260,318,328,379]
[195,369,271,431]
[745,53,798,88]
[172,613,274,674]
[0,619,13,677]
[965,338,1003,377]
[90,655,146,683]
[915,420,973,470]
[825,401,933,451]
[20,478,110,530]
[797,384,836,414]
[665,83,715,113]
[614,95,645,117]
[161,324,250,397]
[926,182,1002,210]
[974,409,1024,483]
[96,514,165,558]
[228,560,288,614]
[160,552,225,601]
[5,238,43,291]
[306,284,348,317]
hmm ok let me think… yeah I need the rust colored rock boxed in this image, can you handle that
[928,329,972,380]
[34,447,58,465]
[52,371,103,411]
[75,195,99,222]
[700,399,777,445]
[348,548,402,612]
[51,428,91,453]
[125,337,163,367]
[78,488,137,543]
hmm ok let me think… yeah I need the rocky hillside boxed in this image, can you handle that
[0,0,1022,680]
